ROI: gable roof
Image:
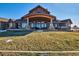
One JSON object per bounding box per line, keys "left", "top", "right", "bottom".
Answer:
{"left": 60, "top": 19, "right": 72, "bottom": 24}
{"left": 29, "top": 5, "right": 50, "bottom": 14}
{"left": 15, "top": 19, "right": 27, "bottom": 22}
{"left": 0, "top": 17, "right": 8, "bottom": 22}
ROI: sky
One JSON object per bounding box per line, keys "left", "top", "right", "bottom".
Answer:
{"left": 0, "top": 3, "right": 79, "bottom": 27}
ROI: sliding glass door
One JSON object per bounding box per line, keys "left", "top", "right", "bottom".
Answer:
{"left": 31, "top": 22, "right": 48, "bottom": 29}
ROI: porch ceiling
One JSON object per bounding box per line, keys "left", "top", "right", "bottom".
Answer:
{"left": 29, "top": 17, "right": 50, "bottom": 22}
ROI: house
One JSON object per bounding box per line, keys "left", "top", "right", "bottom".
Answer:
{"left": 0, "top": 5, "right": 72, "bottom": 31}
{"left": 71, "top": 25, "right": 79, "bottom": 32}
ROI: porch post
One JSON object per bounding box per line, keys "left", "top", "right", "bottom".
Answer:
{"left": 49, "top": 18, "right": 55, "bottom": 30}
{"left": 26, "top": 18, "right": 30, "bottom": 30}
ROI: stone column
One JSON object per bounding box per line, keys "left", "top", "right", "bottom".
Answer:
{"left": 9, "top": 22, "right": 13, "bottom": 29}
{"left": 26, "top": 18, "right": 30, "bottom": 30}
{"left": 49, "top": 18, "right": 55, "bottom": 30}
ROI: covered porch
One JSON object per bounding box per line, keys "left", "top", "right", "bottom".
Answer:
{"left": 22, "top": 14, "right": 55, "bottom": 30}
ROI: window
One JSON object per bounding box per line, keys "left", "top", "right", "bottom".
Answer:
{"left": 36, "top": 10, "right": 44, "bottom": 14}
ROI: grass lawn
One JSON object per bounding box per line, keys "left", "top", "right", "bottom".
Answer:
{"left": 0, "top": 31, "right": 79, "bottom": 55}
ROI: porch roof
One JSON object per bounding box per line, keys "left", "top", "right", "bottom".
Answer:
{"left": 22, "top": 14, "right": 56, "bottom": 19}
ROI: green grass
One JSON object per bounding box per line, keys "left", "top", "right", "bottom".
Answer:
{"left": 0, "top": 31, "right": 79, "bottom": 55}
